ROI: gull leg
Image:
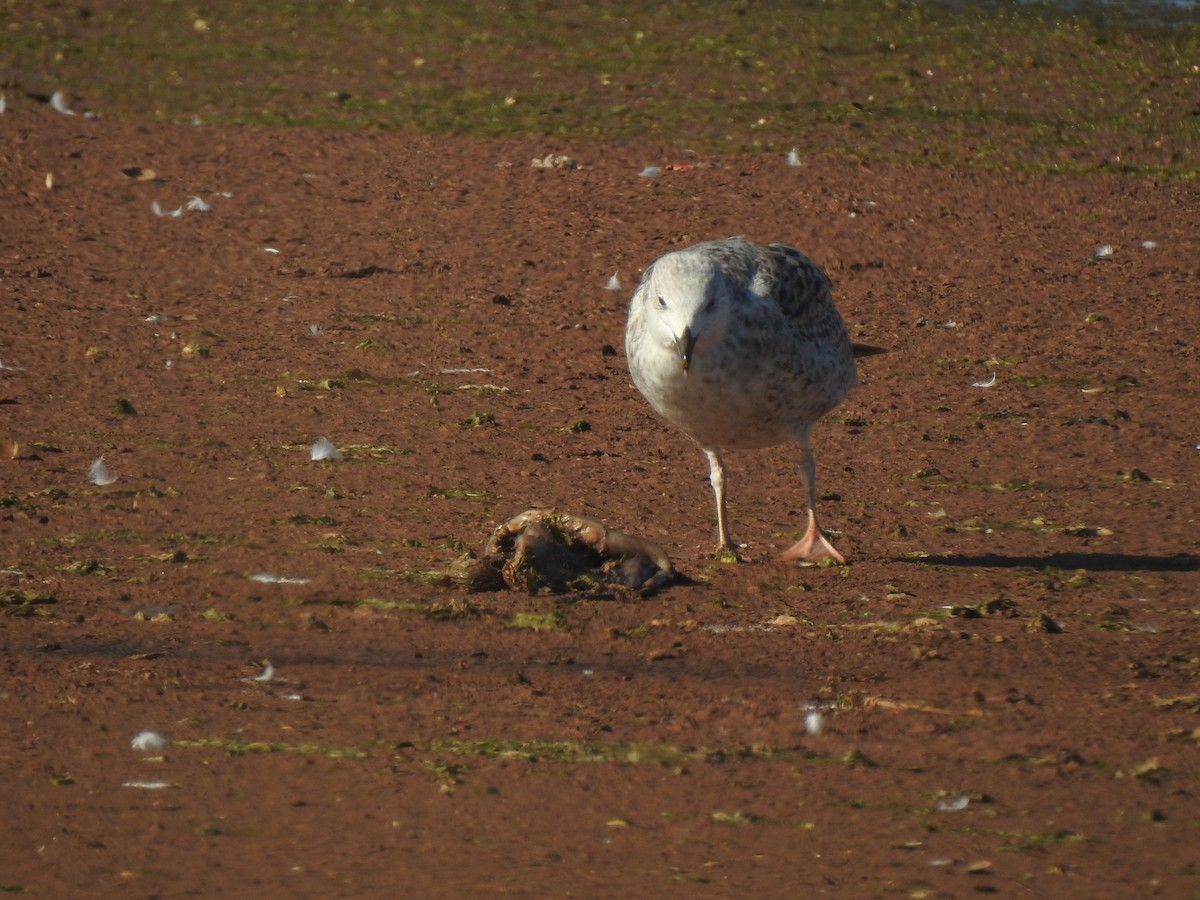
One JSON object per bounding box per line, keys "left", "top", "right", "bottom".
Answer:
{"left": 780, "top": 431, "right": 845, "bottom": 564}
{"left": 703, "top": 448, "right": 736, "bottom": 552}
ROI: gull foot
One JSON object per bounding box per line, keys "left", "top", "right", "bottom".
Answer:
{"left": 779, "top": 511, "right": 845, "bottom": 565}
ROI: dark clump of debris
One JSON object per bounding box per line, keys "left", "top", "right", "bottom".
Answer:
{"left": 464, "top": 509, "right": 675, "bottom": 597}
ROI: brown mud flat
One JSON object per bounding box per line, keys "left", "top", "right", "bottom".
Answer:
{"left": 2, "top": 111, "right": 1199, "bottom": 896}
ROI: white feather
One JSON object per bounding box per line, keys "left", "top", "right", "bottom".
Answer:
{"left": 604, "top": 272, "right": 623, "bottom": 291}
{"left": 971, "top": 372, "right": 997, "bottom": 389}
{"left": 185, "top": 195, "right": 212, "bottom": 212}
{"left": 637, "top": 166, "right": 660, "bottom": 178}
{"left": 310, "top": 437, "right": 342, "bottom": 461}
{"left": 786, "top": 148, "right": 801, "bottom": 167}
{"left": 88, "top": 455, "right": 116, "bottom": 486}
{"left": 249, "top": 572, "right": 310, "bottom": 584}
{"left": 936, "top": 794, "right": 970, "bottom": 812}
{"left": 131, "top": 731, "right": 167, "bottom": 752}
{"left": 254, "top": 662, "right": 275, "bottom": 682}
{"left": 151, "top": 200, "right": 183, "bottom": 218}
{"left": 50, "top": 90, "right": 75, "bottom": 115}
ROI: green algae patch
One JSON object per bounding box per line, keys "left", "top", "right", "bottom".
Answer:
{"left": 3, "top": 1, "right": 1196, "bottom": 177}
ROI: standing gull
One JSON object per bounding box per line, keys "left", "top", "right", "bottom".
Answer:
{"left": 625, "top": 237, "right": 859, "bottom": 564}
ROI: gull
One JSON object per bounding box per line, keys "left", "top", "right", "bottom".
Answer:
{"left": 626, "top": 237, "right": 871, "bottom": 564}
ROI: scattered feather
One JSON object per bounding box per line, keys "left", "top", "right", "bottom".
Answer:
{"left": 254, "top": 662, "right": 275, "bottom": 682}
{"left": 185, "top": 195, "right": 213, "bottom": 212}
{"left": 637, "top": 166, "right": 661, "bottom": 178}
{"left": 249, "top": 572, "right": 310, "bottom": 585}
{"left": 123, "top": 779, "right": 173, "bottom": 790}
{"left": 786, "top": 147, "right": 801, "bottom": 167}
{"left": 308, "top": 324, "right": 323, "bottom": 336}
{"left": 45, "top": 172, "right": 55, "bottom": 190}
{"left": 934, "top": 321, "right": 958, "bottom": 328}
{"left": 804, "top": 711, "right": 824, "bottom": 735}
{"left": 440, "top": 367, "right": 491, "bottom": 375}
{"left": 50, "top": 90, "right": 76, "bottom": 116}
{"left": 530, "top": 153, "right": 578, "bottom": 170}
{"left": 131, "top": 731, "right": 167, "bottom": 753}
{"left": 0, "top": 94, "right": 6, "bottom": 114}
{"left": 702, "top": 623, "right": 773, "bottom": 634}
{"left": 191, "top": 115, "right": 203, "bottom": 126}
{"left": 936, "top": 794, "right": 970, "bottom": 812}
{"left": 263, "top": 247, "right": 280, "bottom": 254}
{"left": 310, "top": 437, "right": 342, "bottom": 461}
{"left": 88, "top": 455, "right": 116, "bottom": 486}
{"left": 1141, "top": 240, "right": 1158, "bottom": 250}
{"left": 604, "top": 272, "right": 623, "bottom": 291}
{"left": 1093, "top": 244, "right": 1114, "bottom": 260}
{"left": 143, "top": 314, "right": 174, "bottom": 323}
{"left": 0, "top": 358, "right": 25, "bottom": 373}
{"left": 151, "top": 200, "right": 183, "bottom": 218}
{"left": 971, "top": 372, "right": 997, "bottom": 389}
{"left": 283, "top": 692, "right": 307, "bottom": 701}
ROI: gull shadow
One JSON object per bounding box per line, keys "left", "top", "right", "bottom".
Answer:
{"left": 895, "top": 552, "right": 1200, "bottom": 573}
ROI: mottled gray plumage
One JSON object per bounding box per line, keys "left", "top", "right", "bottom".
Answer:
{"left": 625, "top": 237, "right": 857, "bottom": 563}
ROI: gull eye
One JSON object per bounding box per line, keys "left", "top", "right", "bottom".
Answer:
{"left": 656, "top": 295, "right": 667, "bottom": 309}
{"left": 701, "top": 296, "right": 716, "bottom": 313}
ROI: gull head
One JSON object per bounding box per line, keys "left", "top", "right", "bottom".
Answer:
{"left": 638, "top": 251, "right": 734, "bottom": 374}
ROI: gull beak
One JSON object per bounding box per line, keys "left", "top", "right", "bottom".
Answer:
{"left": 675, "top": 326, "right": 696, "bottom": 373}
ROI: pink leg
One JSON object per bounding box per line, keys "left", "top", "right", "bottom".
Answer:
{"left": 779, "top": 431, "right": 844, "bottom": 564}
{"left": 704, "top": 448, "right": 736, "bottom": 552}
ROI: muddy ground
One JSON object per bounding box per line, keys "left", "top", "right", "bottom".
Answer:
{"left": 2, "top": 108, "right": 1199, "bottom": 897}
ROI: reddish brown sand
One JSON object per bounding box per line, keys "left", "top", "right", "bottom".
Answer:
{"left": 2, "top": 109, "right": 1199, "bottom": 897}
